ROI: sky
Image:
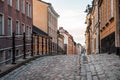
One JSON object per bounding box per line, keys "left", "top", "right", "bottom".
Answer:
{"left": 43, "top": 0, "right": 92, "bottom": 46}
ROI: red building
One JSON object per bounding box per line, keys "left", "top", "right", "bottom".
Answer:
{"left": 0, "top": 0, "right": 32, "bottom": 65}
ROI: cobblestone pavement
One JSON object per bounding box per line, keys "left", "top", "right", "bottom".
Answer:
{"left": 81, "top": 54, "right": 120, "bottom": 80}
{"left": 0, "top": 55, "right": 80, "bottom": 80}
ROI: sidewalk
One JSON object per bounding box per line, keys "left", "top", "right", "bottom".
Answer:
{"left": 80, "top": 53, "right": 120, "bottom": 80}
{"left": 0, "top": 55, "right": 46, "bottom": 78}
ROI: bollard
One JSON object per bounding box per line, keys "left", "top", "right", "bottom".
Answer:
{"left": 23, "top": 32, "right": 26, "bottom": 59}
{"left": 12, "top": 32, "right": 16, "bottom": 64}
{"left": 31, "top": 33, "right": 34, "bottom": 56}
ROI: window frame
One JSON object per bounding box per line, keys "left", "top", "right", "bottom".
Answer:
{"left": 8, "top": 0, "right": 12, "bottom": 6}
{"left": 22, "top": 23, "right": 25, "bottom": 33}
{"left": 21, "top": 0, "right": 25, "bottom": 13}
{"left": 16, "top": 0, "right": 20, "bottom": 11}
{"left": 16, "top": 20, "right": 20, "bottom": 35}
{"left": 0, "top": 13, "right": 4, "bottom": 35}
{"left": 8, "top": 17, "right": 12, "bottom": 36}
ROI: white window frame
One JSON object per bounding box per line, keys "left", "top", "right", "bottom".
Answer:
{"left": 8, "top": 0, "right": 12, "bottom": 6}
{"left": 16, "top": 20, "right": 20, "bottom": 35}
{"left": 16, "top": 0, "right": 20, "bottom": 11}
{"left": 26, "top": 2, "right": 29, "bottom": 17}
{"left": 111, "top": 0, "right": 114, "bottom": 17}
{"left": 8, "top": 17, "right": 12, "bottom": 36}
{"left": 0, "top": 13, "right": 4, "bottom": 35}
{"left": 106, "top": 0, "right": 108, "bottom": 21}
{"left": 29, "top": 4, "right": 32, "bottom": 18}
{"left": 26, "top": 2, "right": 32, "bottom": 18}
{"left": 21, "top": 0, "right": 25, "bottom": 13}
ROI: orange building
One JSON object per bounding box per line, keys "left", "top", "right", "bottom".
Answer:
{"left": 32, "top": 0, "right": 52, "bottom": 55}
{"left": 32, "top": 0, "right": 59, "bottom": 55}
{"left": 99, "top": 0, "right": 117, "bottom": 53}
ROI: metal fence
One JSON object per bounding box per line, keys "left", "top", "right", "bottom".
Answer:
{"left": 0, "top": 32, "right": 33, "bottom": 65}
{"left": 0, "top": 32, "right": 65, "bottom": 66}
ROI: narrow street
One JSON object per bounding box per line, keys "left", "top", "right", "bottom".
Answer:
{"left": 0, "top": 55, "right": 80, "bottom": 80}
{"left": 0, "top": 54, "right": 120, "bottom": 80}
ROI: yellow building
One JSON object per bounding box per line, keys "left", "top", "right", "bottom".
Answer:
{"left": 33, "top": 0, "right": 59, "bottom": 55}
{"left": 33, "top": 0, "right": 49, "bottom": 34}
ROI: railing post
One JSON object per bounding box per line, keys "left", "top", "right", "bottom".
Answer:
{"left": 45, "top": 38, "right": 47, "bottom": 55}
{"left": 37, "top": 35, "right": 39, "bottom": 55}
{"left": 51, "top": 39, "right": 52, "bottom": 55}
{"left": 31, "top": 33, "right": 34, "bottom": 56}
{"left": 42, "top": 37, "right": 44, "bottom": 55}
{"left": 48, "top": 38, "right": 50, "bottom": 55}
{"left": 12, "top": 32, "right": 16, "bottom": 64}
{"left": 23, "top": 32, "right": 26, "bottom": 59}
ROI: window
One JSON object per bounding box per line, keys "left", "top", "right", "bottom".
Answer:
{"left": 26, "top": 2, "right": 29, "bottom": 16}
{"left": 26, "top": 2, "right": 32, "bottom": 17}
{"left": 16, "top": 21, "right": 20, "bottom": 35}
{"left": 8, "top": 0, "right": 12, "bottom": 6}
{"left": 29, "top": 4, "right": 32, "bottom": 18}
{"left": 8, "top": 17, "right": 12, "bottom": 36}
{"left": 16, "top": 0, "right": 19, "bottom": 10}
{"left": 21, "top": 0, "right": 25, "bottom": 13}
{"left": 22, "top": 23, "right": 25, "bottom": 33}
{"left": 0, "top": 14, "right": 4, "bottom": 35}
{"left": 106, "top": 0, "right": 108, "bottom": 21}
{"left": 26, "top": 26, "right": 28, "bottom": 35}
{"left": 111, "top": 0, "right": 114, "bottom": 17}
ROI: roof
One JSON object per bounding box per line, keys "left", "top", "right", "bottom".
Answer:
{"left": 32, "top": 25, "right": 52, "bottom": 38}
{"left": 39, "top": 0, "right": 59, "bottom": 17}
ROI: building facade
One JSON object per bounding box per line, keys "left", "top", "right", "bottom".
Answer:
{"left": 57, "top": 31, "right": 64, "bottom": 54}
{"left": 0, "top": 0, "right": 32, "bottom": 64}
{"left": 33, "top": 0, "right": 51, "bottom": 55}
{"left": 85, "top": 0, "right": 120, "bottom": 56}
{"left": 99, "top": 0, "right": 116, "bottom": 53}
{"left": 33, "top": 0, "right": 59, "bottom": 55}
{"left": 59, "top": 27, "right": 78, "bottom": 55}
{"left": 48, "top": 5, "right": 59, "bottom": 55}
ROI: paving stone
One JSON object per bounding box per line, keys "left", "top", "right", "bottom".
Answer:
{"left": 86, "top": 72, "right": 92, "bottom": 80}
{"left": 92, "top": 76, "right": 98, "bottom": 80}
{"left": 0, "top": 55, "right": 81, "bottom": 80}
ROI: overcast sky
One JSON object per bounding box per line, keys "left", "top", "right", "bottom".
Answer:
{"left": 43, "top": 0, "right": 92, "bottom": 46}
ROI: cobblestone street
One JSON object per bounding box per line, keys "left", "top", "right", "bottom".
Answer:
{"left": 0, "top": 55, "right": 80, "bottom": 80}
{"left": 0, "top": 54, "right": 120, "bottom": 80}
{"left": 81, "top": 54, "right": 120, "bottom": 80}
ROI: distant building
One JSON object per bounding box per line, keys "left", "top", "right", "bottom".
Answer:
{"left": 59, "top": 27, "right": 77, "bottom": 55}
{"left": 57, "top": 31, "right": 64, "bottom": 54}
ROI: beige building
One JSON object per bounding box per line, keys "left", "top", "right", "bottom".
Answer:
{"left": 57, "top": 32, "right": 64, "bottom": 54}
{"left": 48, "top": 5, "right": 59, "bottom": 54}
